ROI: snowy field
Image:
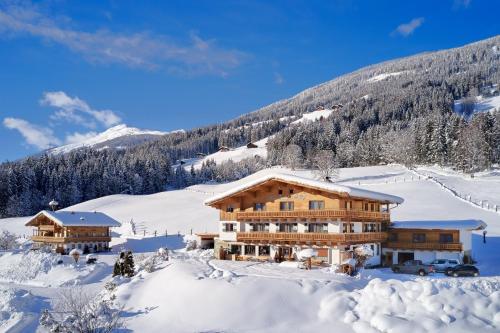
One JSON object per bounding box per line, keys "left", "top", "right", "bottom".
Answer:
{"left": 1, "top": 164, "right": 500, "bottom": 332}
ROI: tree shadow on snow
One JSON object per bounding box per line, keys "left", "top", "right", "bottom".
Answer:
{"left": 473, "top": 233, "right": 500, "bottom": 276}
{"left": 336, "top": 172, "right": 406, "bottom": 184}
{"left": 114, "top": 235, "right": 186, "bottom": 253}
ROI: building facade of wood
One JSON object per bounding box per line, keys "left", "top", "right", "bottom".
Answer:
{"left": 26, "top": 210, "right": 121, "bottom": 254}
{"left": 204, "top": 173, "right": 404, "bottom": 266}
{"left": 203, "top": 172, "right": 486, "bottom": 267}
{"left": 383, "top": 220, "right": 486, "bottom": 265}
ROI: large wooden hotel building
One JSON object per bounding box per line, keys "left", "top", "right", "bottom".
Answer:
{"left": 205, "top": 172, "right": 404, "bottom": 266}
{"left": 204, "top": 172, "right": 485, "bottom": 266}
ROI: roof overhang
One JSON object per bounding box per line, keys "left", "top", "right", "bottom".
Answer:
{"left": 390, "top": 219, "right": 487, "bottom": 231}
{"left": 205, "top": 174, "right": 404, "bottom": 207}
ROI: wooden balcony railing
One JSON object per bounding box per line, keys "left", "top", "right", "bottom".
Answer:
{"left": 219, "top": 209, "right": 390, "bottom": 222}
{"left": 384, "top": 242, "right": 462, "bottom": 251}
{"left": 31, "top": 236, "right": 111, "bottom": 243}
{"left": 236, "top": 231, "right": 387, "bottom": 244}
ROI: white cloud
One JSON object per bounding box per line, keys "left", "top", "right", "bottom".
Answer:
{"left": 0, "top": 1, "right": 247, "bottom": 76}
{"left": 3, "top": 117, "right": 61, "bottom": 149}
{"left": 65, "top": 131, "right": 98, "bottom": 145}
{"left": 274, "top": 72, "right": 284, "bottom": 85}
{"left": 41, "top": 91, "right": 121, "bottom": 128}
{"left": 392, "top": 17, "right": 425, "bottom": 37}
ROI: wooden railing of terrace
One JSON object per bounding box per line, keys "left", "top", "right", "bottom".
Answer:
{"left": 236, "top": 231, "right": 387, "bottom": 244}
{"left": 384, "top": 242, "right": 462, "bottom": 251}
{"left": 220, "top": 209, "right": 390, "bottom": 222}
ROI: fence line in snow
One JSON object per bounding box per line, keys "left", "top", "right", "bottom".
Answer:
{"left": 410, "top": 168, "right": 500, "bottom": 216}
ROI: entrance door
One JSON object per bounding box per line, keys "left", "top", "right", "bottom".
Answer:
{"left": 398, "top": 252, "right": 414, "bottom": 264}
{"left": 384, "top": 251, "right": 393, "bottom": 267}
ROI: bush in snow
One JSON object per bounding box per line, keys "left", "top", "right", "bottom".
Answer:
{"left": 185, "top": 239, "right": 197, "bottom": 251}
{"left": 353, "top": 245, "right": 374, "bottom": 268}
{"left": 0, "top": 230, "right": 17, "bottom": 250}
{"left": 157, "top": 247, "right": 169, "bottom": 260}
{"left": 39, "top": 287, "right": 123, "bottom": 333}
{"left": 69, "top": 249, "right": 82, "bottom": 264}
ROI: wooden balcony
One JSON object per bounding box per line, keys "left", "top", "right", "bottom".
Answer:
{"left": 220, "top": 209, "right": 390, "bottom": 222}
{"left": 236, "top": 231, "right": 387, "bottom": 244}
{"left": 384, "top": 242, "right": 462, "bottom": 251}
{"left": 31, "top": 236, "right": 111, "bottom": 243}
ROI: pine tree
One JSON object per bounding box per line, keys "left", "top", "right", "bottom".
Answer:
{"left": 124, "top": 251, "right": 135, "bottom": 277}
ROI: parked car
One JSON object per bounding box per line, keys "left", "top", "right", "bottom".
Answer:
{"left": 430, "top": 259, "right": 461, "bottom": 273}
{"left": 445, "top": 265, "right": 479, "bottom": 277}
{"left": 391, "top": 260, "right": 435, "bottom": 276}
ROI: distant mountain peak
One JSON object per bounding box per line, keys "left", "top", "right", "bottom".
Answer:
{"left": 49, "top": 124, "right": 182, "bottom": 154}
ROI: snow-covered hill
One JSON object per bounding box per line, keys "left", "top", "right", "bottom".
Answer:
{"left": 49, "top": 124, "right": 182, "bottom": 154}
{"left": 2, "top": 164, "right": 500, "bottom": 332}
{"left": 180, "top": 108, "right": 335, "bottom": 170}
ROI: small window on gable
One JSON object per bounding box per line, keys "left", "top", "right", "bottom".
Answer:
{"left": 364, "top": 203, "right": 369, "bottom": 211}
{"left": 226, "top": 206, "right": 234, "bottom": 213}
{"left": 289, "top": 189, "right": 294, "bottom": 195}
{"left": 370, "top": 203, "right": 375, "bottom": 211}
{"left": 278, "top": 189, "right": 283, "bottom": 195}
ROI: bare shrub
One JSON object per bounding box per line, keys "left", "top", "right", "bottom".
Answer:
{"left": 39, "top": 287, "right": 123, "bottom": 333}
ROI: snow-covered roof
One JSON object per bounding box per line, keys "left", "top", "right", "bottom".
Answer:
{"left": 205, "top": 172, "right": 404, "bottom": 205}
{"left": 391, "top": 219, "right": 487, "bottom": 231}
{"left": 26, "top": 210, "right": 121, "bottom": 227}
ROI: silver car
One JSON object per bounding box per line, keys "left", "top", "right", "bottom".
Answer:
{"left": 430, "top": 259, "right": 460, "bottom": 273}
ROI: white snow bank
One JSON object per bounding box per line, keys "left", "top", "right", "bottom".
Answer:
{"left": 116, "top": 254, "right": 500, "bottom": 333}
{"left": 0, "top": 251, "right": 98, "bottom": 286}
{"left": 0, "top": 286, "right": 45, "bottom": 332}
{"left": 319, "top": 278, "right": 500, "bottom": 332}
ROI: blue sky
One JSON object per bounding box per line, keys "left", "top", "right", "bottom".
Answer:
{"left": 0, "top": 0, "right": 498, "bottom": 161}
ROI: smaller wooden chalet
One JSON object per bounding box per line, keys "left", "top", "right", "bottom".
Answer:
{"left": 26, "top": 210, "right": 121, "bottom": 254}
{"left": 383, "top": 219, "right": 487, "bottom": 265}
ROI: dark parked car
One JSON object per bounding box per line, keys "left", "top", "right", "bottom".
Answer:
{"left": 445, "top": 265, "right": 479, "bottom": 277}
{"left": 391, "top": 260, "right": 435, "bottom": 276}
